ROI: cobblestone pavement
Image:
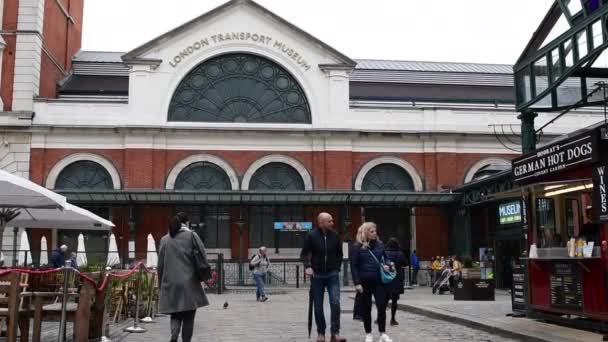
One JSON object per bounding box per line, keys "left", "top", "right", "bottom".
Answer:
{"left": 117, "top": 290, "right": 520, "bottom": 342}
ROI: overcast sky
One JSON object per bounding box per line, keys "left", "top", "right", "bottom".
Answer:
{"left": 82, "top": 0, "right": 555, "bottom": 65}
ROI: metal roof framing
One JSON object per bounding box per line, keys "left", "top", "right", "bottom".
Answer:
{"left": 515, "top": 0, "right": 608, "bottom": 112}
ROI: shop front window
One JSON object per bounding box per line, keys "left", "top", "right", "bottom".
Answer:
{"left": 249, "top": 206, "right": 307, "bottom": 250}
{"left": 536, "top": 198, "right": 557, "bottom": 248}
{"left": 565, "top": 199, "right": 581, "bottom": 239}
{"left": 178, "top": 206, "right": 231, "bottom": 249}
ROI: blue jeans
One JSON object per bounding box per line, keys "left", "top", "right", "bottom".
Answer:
{"left": 253, "top": 273, "right": 266, "bottom": 299}
{"left": 311, "top": 271, "right": 340, "bottom": 335}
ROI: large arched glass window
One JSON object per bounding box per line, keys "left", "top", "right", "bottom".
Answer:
{"left": 168, "top": 53, "right": 311, "bottom": 124}
{"left": 249, "top": 162, "right": 305, "bottom": 191}
{"left": 174, "top": 162, "right": 232, "bottom": 191}
{"left": 361, "top": 164, "right": 414, "bottom": 191}
{"left": 54, "top": 161, "right": 113, "bottom": 263}
{"left": 55, "top": 161, "right": 114, "bottom": 190}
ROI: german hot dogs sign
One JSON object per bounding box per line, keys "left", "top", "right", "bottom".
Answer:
{"left": 513, "top": 133, "right": 597, "bottom": 183}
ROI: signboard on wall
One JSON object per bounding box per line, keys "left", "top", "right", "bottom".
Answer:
{"left": 499, "top": 201, "right": 522, "bottom": 225}
{"left": 512, "top": 133, "right": 597, "bottom": 184}
{"left": 273, "top": 222, "right": 312, "bottom": 231}
{"left": 593, "top": 164, "right": 608, "bottom": 222}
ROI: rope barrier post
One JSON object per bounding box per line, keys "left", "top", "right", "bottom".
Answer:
{"left": 141, "top": 269, "right": 156, "bottom": 324}
{"left": 296, "top": 265, "right": 300, "bottom": 289}
{"left": 124, "top": 263, "right": 147, "bottom": 333}
{"left": 58, "top": 260, "right": 71, "bottom": 342}
{"left": 100, "top": 269, "right": 114, "bottom": 342}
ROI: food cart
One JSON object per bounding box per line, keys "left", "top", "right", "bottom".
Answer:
{"left": 511, "top": 124, "right": 608, "bottom": 327}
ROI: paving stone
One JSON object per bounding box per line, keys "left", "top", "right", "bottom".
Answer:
{"left": 111, "top": 290, "right": 519, "bottom": 342}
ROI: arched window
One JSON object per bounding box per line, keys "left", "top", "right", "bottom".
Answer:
{"left": 464, "top": 158, "right": 511, "bottom": 183}
{"left": 249, "top": 163, "right": 305, "bottom": 191}
{"left": 168, "top": 53, "right": 311, "bottom": 124}
{"left": 54, "top": 161, "right": 114, "bottom": 190}
{"left": 361, "top": 164, "right": 415, "bottom": 191}
{"left": 174, "top": 162, "right": 232, "bottom": 191}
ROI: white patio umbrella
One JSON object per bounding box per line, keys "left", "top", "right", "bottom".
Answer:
{"left": 9, "top": 202, "right": 114, "bottom": 230}
{"left": 106, "top": 233, "right": 120, "bottom": 267}
{"left": 0, "top": 169, "right": 67, "bottom": 253}
{"left": 0, "top": 169, "right": 67, "bottom": 208}
{"left": 146, "top": 234, "right": 158, "bottom": 268}
{"left": 40, "top": 236, "right": 49, "bottom": 266}
{"left": 17, "top": 230, "right": 31, "bottom": 266}
{"left": 76, "top": 233, "right": 87, "bottom": 267}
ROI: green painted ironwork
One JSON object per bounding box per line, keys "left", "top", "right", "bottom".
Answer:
{"left": 515, "top": 0, "right": 608, "bottom": 113}
{"left": 168, "top": 53, "right": 311, "bottom": 123}
{"left": 361, "top": 164, "right": 414, "bottom": 191}
{"left": 249, "top": 163, "right": 305, "bottom": 191}
{"left": 55, "top": 161, "right": 114, "bottom": 190}
{"left": 174, "top": 162, "right": 232, "bottom": 190}
{"left": 518, "top": 110, "right": 538, "bottom": 153}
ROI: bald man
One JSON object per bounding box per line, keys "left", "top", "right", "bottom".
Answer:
{"left": 300, "top": 213, "right": 346, "bottom": 342}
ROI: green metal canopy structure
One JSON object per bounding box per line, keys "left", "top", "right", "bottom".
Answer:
{"left": 514, "top": 0, "right": 608, "bottom": 152}
{"left": 515, "top": 0, "right": 608, "bottom": 113}
{"left": 56, "top": 190, "right": 459, "bottom": 206}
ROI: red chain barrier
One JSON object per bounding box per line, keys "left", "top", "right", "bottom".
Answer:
{"left": 1, "top": 261, "right": 217, "bottom": 292}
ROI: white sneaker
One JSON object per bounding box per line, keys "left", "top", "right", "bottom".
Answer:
{"left": 365, "top": 334, "right": 373, "bottom": 342}
{"left": 379, "top": 333, "right": 393, "bottom": 342}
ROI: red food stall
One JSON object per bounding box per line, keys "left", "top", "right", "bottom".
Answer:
{"left": 511, "top": 124, "right": 608, "bottom": 325}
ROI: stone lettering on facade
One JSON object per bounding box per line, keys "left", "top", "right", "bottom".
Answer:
{"left": 169, "top": 32, "right": 311, "bottom": 71}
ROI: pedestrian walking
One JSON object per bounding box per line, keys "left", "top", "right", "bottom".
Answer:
{"left": 410, "top": 250, "right": 420, "bottom": 286}
{"left": 384, "top": 238, "right": 406, "bottom": 326}
{"left": 432, "top": 256, "right": 442, "bottom": 286}
{"left": 352, "top": 226, "right": 365, "bottom": 322}
{"left": 250, "top": 246, "right": 270, "bottom": 302}
{"left": 351, "top": 222, "right": 393, "bottom": 342}
{"left": 300, "top": 212, "right": 346, "bottom": 342}
{"left": 158, "top": 212, "right": 209, "bottom": 342}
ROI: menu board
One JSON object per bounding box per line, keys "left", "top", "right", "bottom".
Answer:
{"left": 511, "top": 264, "right": 528, "bottom": 313}
{"left": 550, "top": 262, "right": 582, "bottom": 310}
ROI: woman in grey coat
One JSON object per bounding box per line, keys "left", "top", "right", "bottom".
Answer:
{"left": 158, "top": 212, "right": 209, "bottom": 342}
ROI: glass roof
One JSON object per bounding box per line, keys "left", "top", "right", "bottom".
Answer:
{"left": 515, "top": 0, "right": 608, "bottom": 112}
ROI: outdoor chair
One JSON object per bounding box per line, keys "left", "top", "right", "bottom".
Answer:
{"left": 0, "top": 272, "right": 32, "bottom": 342}
{"left": 30, "top": 279, "right": 96, "bottom": 342}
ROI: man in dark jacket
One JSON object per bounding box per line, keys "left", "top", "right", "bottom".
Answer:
{"left": 300, "top": 213, "right": 346, "bottom": 342}
{"left": 51, "top": 245, "right": 68, "bottom": 268}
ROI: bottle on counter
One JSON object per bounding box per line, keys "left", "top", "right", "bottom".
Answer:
{"left": 577, "top": 239, "right": 585, "bottom": 257}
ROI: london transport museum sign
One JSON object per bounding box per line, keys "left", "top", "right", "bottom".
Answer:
{"left": 512, "top": 133, "right": 598, "bottom": 184}
{"left": 168, "top": 31, "right": 312, "bottom": 71}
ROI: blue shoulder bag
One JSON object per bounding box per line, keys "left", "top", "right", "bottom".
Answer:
{"left": 368, "top": 249, "right": 396, "bottom": 284}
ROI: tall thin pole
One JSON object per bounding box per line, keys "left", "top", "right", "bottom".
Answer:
{"left": 58, "top": 260, "right": 71, "bottom": 342}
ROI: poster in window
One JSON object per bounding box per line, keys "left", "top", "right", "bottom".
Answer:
{"left": 274, "top": 222, "right": 313, "bottom": 231}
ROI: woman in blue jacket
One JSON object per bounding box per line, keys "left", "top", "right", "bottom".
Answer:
{"left": 351, "top": 222, "right": 393, "bottom": 342}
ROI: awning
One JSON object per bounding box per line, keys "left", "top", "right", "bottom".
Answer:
{"left": 57, "top": 190, "right": 460, "bottom": 206}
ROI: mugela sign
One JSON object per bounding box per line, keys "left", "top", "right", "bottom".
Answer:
{"left": 168, "top": 32, "right": 312, "bottom": 71}
{"left": 512, "top": 134, "right": 597, "bottom": 183}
